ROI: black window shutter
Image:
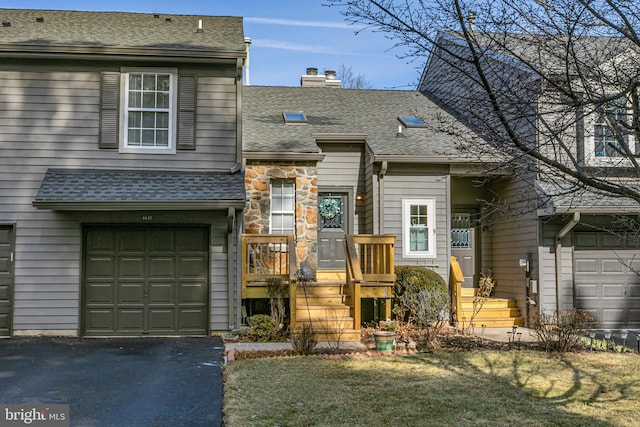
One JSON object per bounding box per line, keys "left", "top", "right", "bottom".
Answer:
{"left": 177, "top": 75, "right": 197, "bottom": 150}
{"left": 99, "top": 72, "right": 120, "bottom": 149}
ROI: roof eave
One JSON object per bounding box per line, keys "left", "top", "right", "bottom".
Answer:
{"left": 373, "top": 154, "right": 505, "bottom": 164}
{"left": 243, "top": 151, "right": 325, "bottom": 161}
{"left": 32, "top": 200, "right": 246, "bottom": 211}
{"left": 0, "top": 44, "right": 245, "bottom": 62}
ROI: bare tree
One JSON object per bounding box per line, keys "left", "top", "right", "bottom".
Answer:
{"left": 326, "top": 0, "right": 640, "bottom": 207}
{"left": 337, "top": 63, "right": 373, "bottom": 88}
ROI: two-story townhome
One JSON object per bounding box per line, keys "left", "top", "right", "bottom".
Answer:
{"left": 421, "top": 31, "right": 640, "bottom": 329}
{"left": 241, "top": 70, "right": 525, "bottom": 333}
{"left": 0, "top": 9, "right": 247, "bottom": 337}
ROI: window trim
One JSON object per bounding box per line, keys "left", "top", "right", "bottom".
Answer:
{"left": 269, "top": 179, "right": 296, "bottom": 236}
{"left": 402, "top": 198, "right": 436, "bottom": 258}
{"left": 585, "top": 97, "right": 635, "bottom": 165}
{"left": 119, "top": 67, "right": 178, "bottom": 154}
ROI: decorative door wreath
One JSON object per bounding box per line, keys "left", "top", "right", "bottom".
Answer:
{"left": 319, "top": 198, "right": 341, "bottom": 220}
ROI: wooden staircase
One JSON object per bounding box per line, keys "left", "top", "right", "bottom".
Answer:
{"left": 458, "top": 288, "right": 524, "bottom": 328}
{"left": 295, "top": 270, "right": 361, "bottom": 342}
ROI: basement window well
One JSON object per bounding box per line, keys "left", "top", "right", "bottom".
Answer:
{"left": 398, "top": 115, "right": 426, "bottom": 128}
{"left": 283, "top": 111, "right": 307, "bottom": 124}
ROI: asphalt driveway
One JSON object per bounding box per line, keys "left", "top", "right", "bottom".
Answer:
{"left": 0, "top": 337, "right": 224, "bottom": 426}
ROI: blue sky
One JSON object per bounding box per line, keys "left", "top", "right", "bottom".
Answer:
{"left": 1, "top": 1, "right": 422, "bottom": 89}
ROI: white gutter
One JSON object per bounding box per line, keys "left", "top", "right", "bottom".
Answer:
{"left": 555, "top": 212, "right": 580, "bottom": 311}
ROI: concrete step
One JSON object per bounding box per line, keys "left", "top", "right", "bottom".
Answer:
{"left": 459, "top": 317, "right": 525, "bottom": 328}
{"left": 458, "top": 307, "right": 522, "bottom": 320}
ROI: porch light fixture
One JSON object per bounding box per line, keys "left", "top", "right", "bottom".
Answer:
{"left": 355, "top": 194, "right": 364, "bottom": 207}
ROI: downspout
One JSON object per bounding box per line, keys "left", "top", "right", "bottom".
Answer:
{"left": 555, "top": 212, "right": 580, "bottom": 312}
{"left": 227, "top": 207, "right": 237, "bottom": 330}
{"left": 230, "top": 57, "right": 244, "bottom": 174}
{"left": 378, "top": 161, "right": 388, "bottom": 234}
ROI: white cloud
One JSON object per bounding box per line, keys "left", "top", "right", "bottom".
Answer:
{"left": 252, "top": 39, "right": 338, "bottom": 54}
{"left": 245, "top": 16, "right": 364, "bottom": 30}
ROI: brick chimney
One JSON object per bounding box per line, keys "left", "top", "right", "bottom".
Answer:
{"left": 301, "top": 67, "right": 341, "bottom": 88}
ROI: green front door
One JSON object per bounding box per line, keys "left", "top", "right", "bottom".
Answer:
{"left": 318, "top": 192, "right": 348, "bottom": 270}
{"left": 83, "top": 226, "right": 209, "bottom": 336}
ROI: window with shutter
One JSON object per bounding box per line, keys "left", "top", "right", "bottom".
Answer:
{"left": 98, "top": 69, "right": 197, "bottom": 153}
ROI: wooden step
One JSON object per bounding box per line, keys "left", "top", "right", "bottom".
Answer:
{"left": 457, "top": 294, "right": 524, "bottom": 328}
{"left": 315, "top": 270, "right": 346, "bottom": 282}
{"left": 299, "top": 283, "right": 345, "bottom": 295}
{"left": 297, "top": 294, "right": 345, "bottom": 305}
{"left": 309, "top": 328, "right": 361, "bottom": 343}
{"left": 296, "top": 305, "right": 351, "bottom": 318}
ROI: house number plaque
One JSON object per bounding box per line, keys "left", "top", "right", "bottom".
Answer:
{"left": 141, "top": 215, "right": 153, "bottom": 221}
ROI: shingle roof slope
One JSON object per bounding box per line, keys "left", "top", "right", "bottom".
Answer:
{"left": 243, "top": 86, "right": 482, "bottom": 158}
{"left": 34, "top": 169, "right": 246, "bottom": 203}
{"left": 0, "top": 9, "right": 245, "bottom": 53}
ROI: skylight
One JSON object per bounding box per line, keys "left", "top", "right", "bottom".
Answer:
{"left": 283, "top": 111, "right": 307, "bottom": 124}
{"left": 398, "top": 115, "right": 426, "bottom": 128}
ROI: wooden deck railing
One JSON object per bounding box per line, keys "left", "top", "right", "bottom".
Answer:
{"left": 241, "top": 234, "right": 297, "bottom": 324}
{"left": 449, "top": 256, "right": 464, "bottom": 324}
{"left": 344, "top": 234, "right": 397, "bottom": 330}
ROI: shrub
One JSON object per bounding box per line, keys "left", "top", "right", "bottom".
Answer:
{"left": 530, "top": 308, "right": 592, "bottom": 352}
{"left": 393, "top": 266, "right": 449, "bottom": 347}
{"left": 291, "top": 323, "right": 317, "bottom": 355}
{"left": 240, "top": 314, "right": 282, "bottom": 342}
{"left": 266, "top": 277, "right": 288, "bottom": 327}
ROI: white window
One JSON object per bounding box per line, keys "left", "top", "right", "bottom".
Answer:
{"left": 402, "top": 199, "right": 436, "bottom": 258}
{"left": 120, "top": 68, "right": 177, "bottom": 154}
{"left": 594, "top": 98, "right": 630, "bottom": 158}
{"left": 270, "top": 180, "right": 295, "bottom": 235}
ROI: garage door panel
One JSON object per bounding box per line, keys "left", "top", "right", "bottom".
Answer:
{"left": 119, "top": 231, "right": 145, "bottom": 252}
{"left": 84, "top": 226, "right": 209, "bottom": 336}
{"left": 120, "top": 257, "right": 144, "bottom": 278}
{"left": 148, "top": 309, "right": 175, "bottom": 330}
{"left": 86, "top": 283, "right": 114, "bottom": 304}
{"left": 179, "top": 257, "right": 207, "bottom": 278}
{"left": 118, "top": 309, "right": 145, "bottom": 330}
{"left": 178, "top": 230, "right": 208, "bottom": 251}
{"left": 149, "top": 230, "right": 175, "bottom": 251}
{"left": 148, "top": 282, "right": 174, "bottom": 304}
{"left": 85, "top": 309, "right": 115, "bottom": 332}
{"left": 574, "top": 249, "right": 640, "bottom": 329}
{"left": 575, "top": 284, "right": 598, "bottom": 298}
{"left": 86, "top": 257, "right": 115, "bottom": 278}
{"left": 602, "top": 260, "right": 625, "bottom": 273}
{"left": 178, "top": 308, "right": 207, "bottom": 331}
{"left": 575, "top": 259, "right": 598, "bottom": 273}
{"left": 149, "top": 257, "right": 175, "bottom": 277}
{"left": 179, "top": 282, "right": 207, "bottom": 304}
{"left": 602, "top": 284, "right": 625, "bottom": 298}
{"left": 87, "top": 230, "right": 115, "bottom": 252}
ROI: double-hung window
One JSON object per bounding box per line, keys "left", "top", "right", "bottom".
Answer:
{"left": 594, "top": 98, "right": 630, "bottom": 158}
{"left": 120, "top": 68, "right": 177, "bottom": 154}
{"left": 402, "top": 198, "right": 436, "bottom": 258}
{"left": 270, "top": 180, "right": 295, "bottom": 235}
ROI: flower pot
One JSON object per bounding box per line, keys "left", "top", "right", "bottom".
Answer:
{"left": 373, "top": 331, "right": 395, "bottom": 352}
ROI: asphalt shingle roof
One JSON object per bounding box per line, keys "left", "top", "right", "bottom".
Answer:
{"left": 34, "top": 169, "right": 245, "bottom": 204}
{"left": 0, "top": 9, "right": 245, "bottom": 54}
{"left": 243, "top": 86, "right": 484, "bottom": 159}
{"left": 537, "top": 179, "right": 639, "bottom": 213}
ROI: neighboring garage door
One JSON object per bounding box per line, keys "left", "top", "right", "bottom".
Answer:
{"left": 574, "top": 249, "right": 640, "bottom": 329}
{"left": 0, "top": 225, "right": 14, "bottom": 336}
{"left": 83, "top": 226, "right": 209, "bottom": 336}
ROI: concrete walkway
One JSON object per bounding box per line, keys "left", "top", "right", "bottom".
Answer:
{"left": 224, "top": 327, "right": 537, "bottom": 355}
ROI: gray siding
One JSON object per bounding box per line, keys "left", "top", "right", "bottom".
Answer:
{"left": 317, "top": 144, "right": 365, "bottom": 234}
{"left": 489, "top": 177, "right": 539, "bottom": 317}
{"left": 0, "top": 67, "right": 238, "bottom": 334}
{"left": 380, "top": 171, "right": 449, "bottom": 281}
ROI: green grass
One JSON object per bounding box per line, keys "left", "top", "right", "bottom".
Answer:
{"left": 223, "top": 350, "right": 640, "bottom": 426}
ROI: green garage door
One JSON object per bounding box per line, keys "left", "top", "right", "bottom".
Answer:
{"left": 84, "top": 226, "right": 209, "bottom": 336}
{"left": 0, "top": 225, "right": 14, "bottom": 336}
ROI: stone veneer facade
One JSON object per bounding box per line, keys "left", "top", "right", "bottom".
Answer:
{"left": 244, "top": 161, "right": 318, "bottom": 272}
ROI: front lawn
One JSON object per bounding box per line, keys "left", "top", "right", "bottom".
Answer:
{"left": 223, "top": 350, "right": 640, "bottom": 426}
